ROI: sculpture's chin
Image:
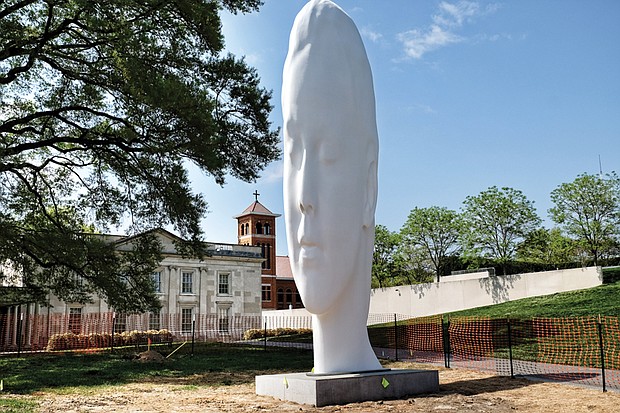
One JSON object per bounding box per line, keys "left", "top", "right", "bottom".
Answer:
{"left": 300, "top": 299, "right": 333, "bottom": 316}
{"left": 294, "top": 269, "right": 350, "bottom": 316}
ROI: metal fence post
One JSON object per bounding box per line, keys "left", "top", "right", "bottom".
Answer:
{"left": 507, "top": 319, "right": 514, "bottom": 379}
{"left": 394, "top": 313, "right": 398, "bottom": 361}
{"left": 597, "top": 316, "right": 607, "bottom": 392}
{"left": 264, "top": 322, "right": 268, "bottom": 351}
{"left": 17, "top": 312, "right": 23, "bottom": 356}
{"left": 191, "top": 314, "right": 196, "bottom": 356}
{"left": 442, "top": 316, "right": 451, "bottom": 368}
{"left": 111, "top": 312, "right": 115, "bottom": 354}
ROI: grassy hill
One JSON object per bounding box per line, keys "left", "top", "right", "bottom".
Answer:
{"left": 447, "top": 267, "right": 620, "bottom": 319}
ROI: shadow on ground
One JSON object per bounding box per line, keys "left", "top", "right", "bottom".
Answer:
{"left": 438, "top": 375, "right": 535, "bottom": 396}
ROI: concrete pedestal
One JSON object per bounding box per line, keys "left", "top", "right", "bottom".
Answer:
{"left": 255, "top": 369, "right": 439, "bottom": 407}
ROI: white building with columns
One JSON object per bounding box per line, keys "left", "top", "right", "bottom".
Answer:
{"left": 47, "top": 228, "right": 264, "bottom": 316}
{"left": 1, "top": 228, "right": 264, "bottom": 348}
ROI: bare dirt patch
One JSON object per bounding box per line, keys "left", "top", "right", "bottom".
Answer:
{"left": 23, "top": 362, "right": 620, "bottom": 412}
{"left": 135, "top": 350, "right": 165, "bottom": 363}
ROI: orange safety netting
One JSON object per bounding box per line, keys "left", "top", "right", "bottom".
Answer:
{"left": 2, "top": 312, "right": 620, "bottom": 391}
{"left": 448, "top": 317, "right": 509, "bottom": 372}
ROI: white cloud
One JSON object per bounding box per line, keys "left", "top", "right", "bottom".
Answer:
{"left": 259, "top": 160, "right": 283, "bottom": 183}
{"left": 240, "top": 51, "right": 262, "bottom": 66}
{"left": 360, "top": 27, "right": 383, "bottom": 43}
{"left": 398, "top": 25, "right": 462, "bottom": 59}
{"left": 412, "top": 103, "right": 437, "bottom": 115}
{"left": 484, "top": 3, "right": 502, "bottom": 15}
{"left": 470, "top": 31, "right": 523, "bottom": 44}
{"left": 434, "top": 1, "right": 480, "bottom": 27}
{"left": 397, "top": 1, "right": 500, "bottom": 60}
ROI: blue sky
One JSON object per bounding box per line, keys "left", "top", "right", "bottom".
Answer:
{"left": 194, "top": 0, "right": 620, "bottom": 256}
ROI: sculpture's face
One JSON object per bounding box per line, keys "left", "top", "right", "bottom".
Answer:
{"left": 284, "top": 125, "right": 373, "bottom": 315}
{"left": 282, "top": 0, "right": 377, "bottom": 316}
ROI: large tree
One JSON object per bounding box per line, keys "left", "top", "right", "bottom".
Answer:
{"left": 0, "top": 0, "right": 280, "bottom": 311}
{"left": 461, "top": 186, "right": 542, "bottom": 274}
{"left": 400, "top": 206, "right": 462, "bottom": 282}
{"left": 394, "top": 242, "right": 435, "bottom": 285}
{"left": 516, "top": 227, "right": 577, "bottom": 266}
{"left": 549, "top": 172, "right": 620, "bottom": 265}
{"left": 372, "top": 225, "right": 401, "bottom": 288}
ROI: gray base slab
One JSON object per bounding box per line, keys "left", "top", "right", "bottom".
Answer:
{"left": 255, "top": 369, "right": 439, "bottom": 407}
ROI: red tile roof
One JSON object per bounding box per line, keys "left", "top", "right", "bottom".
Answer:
{"left": 234, "top": 201, "right": 281, "bottom": 218}
{"left": 276, "top": 255, "right": 294, "bottom": 279}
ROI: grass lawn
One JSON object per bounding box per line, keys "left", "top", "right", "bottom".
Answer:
{"left": 447, "top": 279, "right": 620, "bottom": 319}
{"left": 0, "top": 398, "right": 38, "bottom": 413}
{"left": 0, "top": 343, "right": 313, "bottom": 397}
{"left": 267, "top": 333, "right": 313, "bottom": 344}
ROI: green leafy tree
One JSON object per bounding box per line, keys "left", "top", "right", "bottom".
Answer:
{"left": 372, "top": 225, "right": 402, "bottom": 288}
{"left": 0, "top": 207, "right": 164, "bottom": 311}
{"left": 395, "top": 242, "right": 435, "bottom": 285}
{"left": 0, "top": 0, "right": 279, "bottom": 311}
{"left": 461, "top": 186, "right": 542, "bottom": 274}
{"left": 549, "top": 172, "right": 620, "bottom": 265}
{"left": 516, "top": 227, "right": 577, "bottom": 266}
{"left": 400, "top": 206, "right": 462, "bottom": 282}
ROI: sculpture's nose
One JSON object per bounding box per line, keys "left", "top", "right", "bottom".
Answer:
{"left": 299, "top": 197, "right": 314, "bottom": 215}
{"left": 297, "top": 157, "right": 317, "bottom": 216}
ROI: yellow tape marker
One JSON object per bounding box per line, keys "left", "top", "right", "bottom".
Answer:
{"left": 283, "top": 376, "right": 289, "bottom": 389}
{"left": 381, "top": 377, "right": 390, "bottom": 389}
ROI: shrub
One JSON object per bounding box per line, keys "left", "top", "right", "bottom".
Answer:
{"left": 157, "top": 329, "right": 173, "bottom": 343}
{"left": 243, "top": 329, "right": 264, "bottom": 340}
{"left": 46, "top": 330, "right": 175, "bottom": 351}
{"left": 242, "top": 327, "right": 312, "bottom": 341}
{"left": 46, "top": 334, "right": 68, "bottom": 351}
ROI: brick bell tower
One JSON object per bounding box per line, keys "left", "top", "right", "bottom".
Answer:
{"left": 234, "top": 191, "right": 281, "bottom": 310}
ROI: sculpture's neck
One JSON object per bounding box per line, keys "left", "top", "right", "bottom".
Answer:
{"left": 311, "top": 269, "right": 381, "bottom": 374}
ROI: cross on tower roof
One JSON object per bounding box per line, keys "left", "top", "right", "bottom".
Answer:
{"left": 253, "top": 190, "right": 260, "bottom": 202}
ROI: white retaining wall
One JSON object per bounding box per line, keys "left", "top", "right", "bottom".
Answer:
{"left": 262, "top": 267, "right": 603, "bottom": 325}
{"left": 369, "top": 266, "right": 603, "bottom": 317}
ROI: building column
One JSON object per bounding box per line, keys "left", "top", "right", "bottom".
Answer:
{"left": 167, "top": 266, "right": 178, "bottom": 314}
{"left": 24, "top": 303, "right": 31, "bottom": 348}
{"left": 11, "top": 305, "right": 19, "bottom": 347}
{"left": 199, "top": 267, "right": 208, "bottom": 316}
{"left": 3, "top": 306, "right": 13, "bottom": 347}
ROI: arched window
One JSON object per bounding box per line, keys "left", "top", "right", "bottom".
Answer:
{"left": 260, "top": 243, "right": 266, "bottom": 269}
{"left": 245, "top": 223, "right": 249, "bottom": 234}
{"left": 240, "top": 224, "right": 245, "bottom": 235}
{"left": 277, "top": 288, "right": 284, "bottom": 306}
{"left": 286, "top": 288, "right": 293, "bottom": 305}
{"left": 265, "top": 243, "right": 271, "bottom": 269}
{"left": 264, "top": 223, "right": 271, "bottom": 235}
{"left": 256, "top": 222, "right": 263, "bottom": 234}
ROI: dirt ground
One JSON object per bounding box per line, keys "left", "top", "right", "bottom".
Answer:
{"left": 14, "top": 361, "right": 620, "bottom": 412}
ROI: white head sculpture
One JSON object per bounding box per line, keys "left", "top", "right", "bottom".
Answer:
{"left": 283, "top": 0, "right": 381, "bottom": 374}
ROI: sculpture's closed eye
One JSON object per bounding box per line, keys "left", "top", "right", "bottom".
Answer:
{"left": 287, "top": 142, "right": 303, "bottom": 170}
